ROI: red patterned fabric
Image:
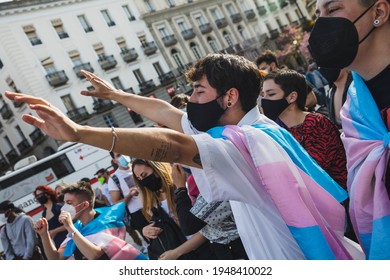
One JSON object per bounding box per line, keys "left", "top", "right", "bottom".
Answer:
{"left": 288, "top": 113, "right": 347, "bottom": 190}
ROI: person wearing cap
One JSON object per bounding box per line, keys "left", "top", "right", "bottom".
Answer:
{"left": 0, "top": 200, "right": 40, "bottom": 260}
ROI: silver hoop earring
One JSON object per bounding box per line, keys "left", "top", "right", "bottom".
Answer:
{"left": 374, "top": 19, "right": 380, "bottom": 25}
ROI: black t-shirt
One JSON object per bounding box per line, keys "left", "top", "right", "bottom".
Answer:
{"left": 366, "top": 64, "right": 390, "bottom": 129}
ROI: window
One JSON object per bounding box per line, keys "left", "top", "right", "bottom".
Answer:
{"left": 15, "top": 125, "right": 26, "bottom": 141}
{"left": 116, "top": 37, "right": 127, "bottom": 52}
{"left": 111, "top": 77, "right": 124, "bottom": 90}
{"left": 190, "top": 42, "right": 202, "bottom": 60}
{"left": 177, "top": 20, "right": 187, "bottom": 32}
{"left": 158, "top": 26, "right": 169, "bottom": 37}
{"left": 138, "top": 35, "right": 148, "bottom": 47}
{"left": 171, "top": 49, "right": 184, "bottom": 68}
{"left": 133, "top": 69, "right": 146, "bottom": 84}
{"left": 152, "top": 62, "right": 164, "bottom": 76}
{"left": 23, "top": 25, "right": 42, "bottom": 46}
{"left": 103, "top": 113, "right": 118, "bottom": 127}
{"left": 93, "top": 42, "right": 105, "bottom": 57}
{"left": 207, "top": 37, "right": 219, "bottom": 53}
{"left": 7, "top": 78, "right": 19, "bottom": 93}
{"left": 69, "top": 50, "right": 82, "bottom": 66}
{"left": 51, "top": 19, "right": 69, "bottom": 39}
{"left": 78, "top": 15, "right": 93, "bottom": 32}
{"left": 210, "top": 8, "right": 222, "bottom": 20}
{"left": 123, "top": 5, "right": 135, "bottom": 21}
{"left": 223, "top": 31, "right": 234, "bottom": 47}
{"left": 61, "top": 94, "right": 76, "bottom": 111}
{"left": 194, "top": 14, "right": 206, "bottom": 25}
{"left": 101, "top": 9, "right": 116, "bottom": 27}
{"left": 285, "top": 12, "right": 292, "bottom": 23}
{"left": 42, "top": 58, "right": 56, "bottom": 74}
{"left": 0, "top": 59, "right": 3, "bottom": 69}
{"left": 4, "top": 136, "right": 14, "bottom": 151}
{"left": 166, "top": 0, "right": 175, "bottom": 7}
{"left": 129, "top": 110, "right": 143, "bottom": 125}
{"left": 226, "top": 4, "right": 236, "bottom": 15}
{"left": 144, "top": 0, "right": 155, "bottom": 12}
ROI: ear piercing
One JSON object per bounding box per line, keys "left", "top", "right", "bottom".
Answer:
{"left": 374, "top": 19, "right": 380, "bottom": 25}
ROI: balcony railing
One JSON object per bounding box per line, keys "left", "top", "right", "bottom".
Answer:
{"left": 92, "top": 99, "right": 114, "bottom": 112}
{"left": 29, "top": 128, "right": 45, "bottom": 143}
{"left": 159, "top": 71, "right": 175, "bottom": 85}
{"left": 58, "top": 32, "right": 69, "bottom": 39}
{"left": 244, "top": 9, "right": 256, "bottom": 20}
{"left": 17, "top": 139, "right": 32, "bottom": 155}
{"left": 182, "top": 29, "right": 196, "bottom": 40}
{"left": 0, "top": 157, "right": 10, "bottom": 171}
{"left": 0, "top": 103, "right": 13, "bottom": 120}
{"left": 257, "top": 5, "right": 267, "bottom": 16}
{"left": 6, "top": 148, "right": 18, "bottom": 164}
{"left": 67, "top": 106, "right": 89, "bottom": 122}
{"left": 215, "top": 18, "right": 228, "bottom": 28}
{"left": 142, "top": 41, "right": 158, "bottom": 56}
{"left": 199, "top": 23, "right": 212, "bottom": 34}
{"left": 162, "top": 35, "right": 178, "bottom": 47}
{"left": 139, "top": 79, "right": 156, "bottom": 93}
{"left": 13, "top": 100, "right": 24, "bottom": 108}
{"left": 231, "top": 13, "right": 243, "bottom": 23}
{"left": 46, "top": 70, "right": 69, "bottom": 87}
{"left": 98, "top": 55, "right": 117, "bottom": 71}
{"left": 121, "top": 48, "right": 138, "bottom": 63}
{"left": 124, "top": 87, "right": 135, "bottom": 94}
{"left": 30, "top": 37, "right": 42, "bottom": 46}
{"left": 279, "top": 0, "right": 288, "bottom": 8}
{"left": 73, "top": 62, "right": 94, "bottom": 79}
{"left": 269, "top": 29, "right": 280, "bottom": 39}
{"left": 268, "top": 2, "right": 278, "bottom": 12}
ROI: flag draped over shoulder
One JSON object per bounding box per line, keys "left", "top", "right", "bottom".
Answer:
{"left": 208, "top": 124, "right": 362, "bottom": 260}
{"left": 61, "top": 202, "right": 148, "bottom": 260}
{"left": 340, "top": 72, "right": 390, "bottom": 259}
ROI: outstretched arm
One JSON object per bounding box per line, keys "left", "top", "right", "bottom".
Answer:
{"left": 5, "top": 92, "right": 201, "bottom": 168}
{"left": 80, "top": 70, "right": 185, "bottom": 132}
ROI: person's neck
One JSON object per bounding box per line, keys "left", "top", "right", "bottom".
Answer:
{"left": 44, "top": 200, "right": 53, "bottom": 209}
{"left": 219, "top": 106, "right": 246, "bottom": 126}
{"left": 279, "top": 106, "right": 307, "bottom": 128}
{"left": 79, "top": 209, "right": 96, "bottom": 225}
{"left": 334, "top": 70, "right": 348, "bottom": 89}
{"left": 118, "top": 166, "right": 129, "bottom": 171}
{"left": 350, "top": 30, "right": 390, "bottom": 80}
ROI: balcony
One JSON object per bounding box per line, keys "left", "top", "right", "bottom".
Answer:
{"left": 84, "top": 26, "right": 93, "bottom": 33}
{"left": 67, "top": 106, "right": 89, "bottom": 123}
{"left": 162, "top": 35, "right": 177, "bottom": 47}
{"left": 58, "top": 32, "right": 69, "bottom": 39}
{"left": 199, "top": 23, "right": 212, "bottom": 34}
{"left": 17, "top": 139, "right": 32, "bottom": 155}
{"left": 98, "top": 55, "right": 117, "bottom": 71}
{"left": 13, "top": 100, "right": 25, "bottom": 108}
{"left": 231, "top": 13, "right": 243, "bottom": 23}
{"left": 46, "top": 70, "right": 69, "bottom": 87}
{"left": 139, "top": 79, "right": 156, "bottom": 94}
{"left": 279, "top": 0, "right": 288, "bottom": 8}
{"left": 0, "top": 157, "right": 10, "bottom": 172}
{"left": 159, "top": 71, "right": 175, "bottom": 85}
{"left": 73, "top": 63, "right": 94, "bottom": 79}
{"left": 176, "top": 63, "right": 193, "bottom": 75}
{"left": 244, "top": 9, "right": 256, "bottom": 20}
{"left": 269, "top": 29, "right": 280, "bottom": 39}
{"left": 124, "top": 87, "right": 135, "bottom": 94}
{"left": 268, "top": 2, "right": 278, "bottom": 12}
{"left": 257, "top": 5, "right": 267, "bottom": 16}
{"left": 142, "top": 41, "right": 158, "bottom": 56}
{"left": 121, "top": 48, "right": 138, "bottom": 63}
{"left": 30, "top": 37, "right": 42, "bottom": 46}
{"left": 29, "top": 128, "right": 45, "bottom": 143}
{"left": 6, "top": 148, "right": 18, "bottom": 164}
{"left": 92, "top": 99, "right": 114, "bottom": 113}
{"left": 0, "top": 103, "right": 13, "bottom": 120}
{"left": 182, "top": 29, "right": 196, "bottom": 40}
{"left": 215, "top": 18, "right": 228, "bottom": 28}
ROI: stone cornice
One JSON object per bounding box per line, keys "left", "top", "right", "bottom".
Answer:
{"left": 0, "top": 0, "right": 85, "bottom": 16}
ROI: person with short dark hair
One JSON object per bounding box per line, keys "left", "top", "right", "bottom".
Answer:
{"left": 0, "top": 200, "right": 41, "bottom": 260}
{"left": 261, "top": 69, "right": 347, "bottom": 190}
{"left": 170, "top": 93, "right": 189, "bottom": 110}
{"left": 255, "top": 50, "right": 279, "bottom": 72}
{"left": 33, "top": 181, "right": 147, "bottom": 260}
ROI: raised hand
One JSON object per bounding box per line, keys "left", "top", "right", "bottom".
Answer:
{"left": 80, "top": 70, "right": 120, "bottom": 101}
{"left": 4, "top": 92, "right": 82, "bottom": 142}
{"left": 34, "top": 218, "right": 49, "bottom": 236}
{"left": 171, "top": 163, "right": 187, "bottom": 188}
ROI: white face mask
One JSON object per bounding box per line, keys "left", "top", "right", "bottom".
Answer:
{"left": 61, "top": 202, "right": 84, "bottom": 220}
{"left": 0, "top": 213, "right": 7, "bottom": 224}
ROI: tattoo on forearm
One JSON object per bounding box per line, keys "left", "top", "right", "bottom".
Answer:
{"left": 150, "top": 142, "right": 171, "bottom": 161}
{"left": 192, "top": 154, "right": 202, "bottom": 167}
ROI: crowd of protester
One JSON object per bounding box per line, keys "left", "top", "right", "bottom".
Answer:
{"left": 1, "top": 0, "right": 389, "bottom": 260}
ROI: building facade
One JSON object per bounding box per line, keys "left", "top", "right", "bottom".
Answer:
{"left": 0, "top": 0, "right": 311, "bottom": 175}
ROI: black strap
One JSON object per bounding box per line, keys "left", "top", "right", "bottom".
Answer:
{"left": 3, "top": 225, "right": 16, "bottom": 258}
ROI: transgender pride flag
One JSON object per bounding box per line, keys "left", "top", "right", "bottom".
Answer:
{"left": 340, "top": 72, "right": 390, "bottom": 260}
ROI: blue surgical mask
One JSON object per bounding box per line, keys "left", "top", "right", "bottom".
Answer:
{"left": 118, "top": 155, "right": 131, "bottom": 168}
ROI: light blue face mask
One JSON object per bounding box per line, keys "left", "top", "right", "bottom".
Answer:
{"left": 117, "top": 155, "right": 131, "bottom": 168}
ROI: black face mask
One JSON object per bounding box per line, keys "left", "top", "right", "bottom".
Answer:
{"left": 319, "top": 67, "right": 341, "bottom": 85}
{"left": 261, "top": 98, "right": 289, "bottom": 121}
{"left": 308, "top": 2, "right": 377, "bottom": 69}
{"left": 36, "top": 194, "right": 49, "bottom": 205}
{"left": 139, "top": 174, "right": 162, "bottom": 192}
{"left": 187, "top": 97, "right": 226, "bottom": 132}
